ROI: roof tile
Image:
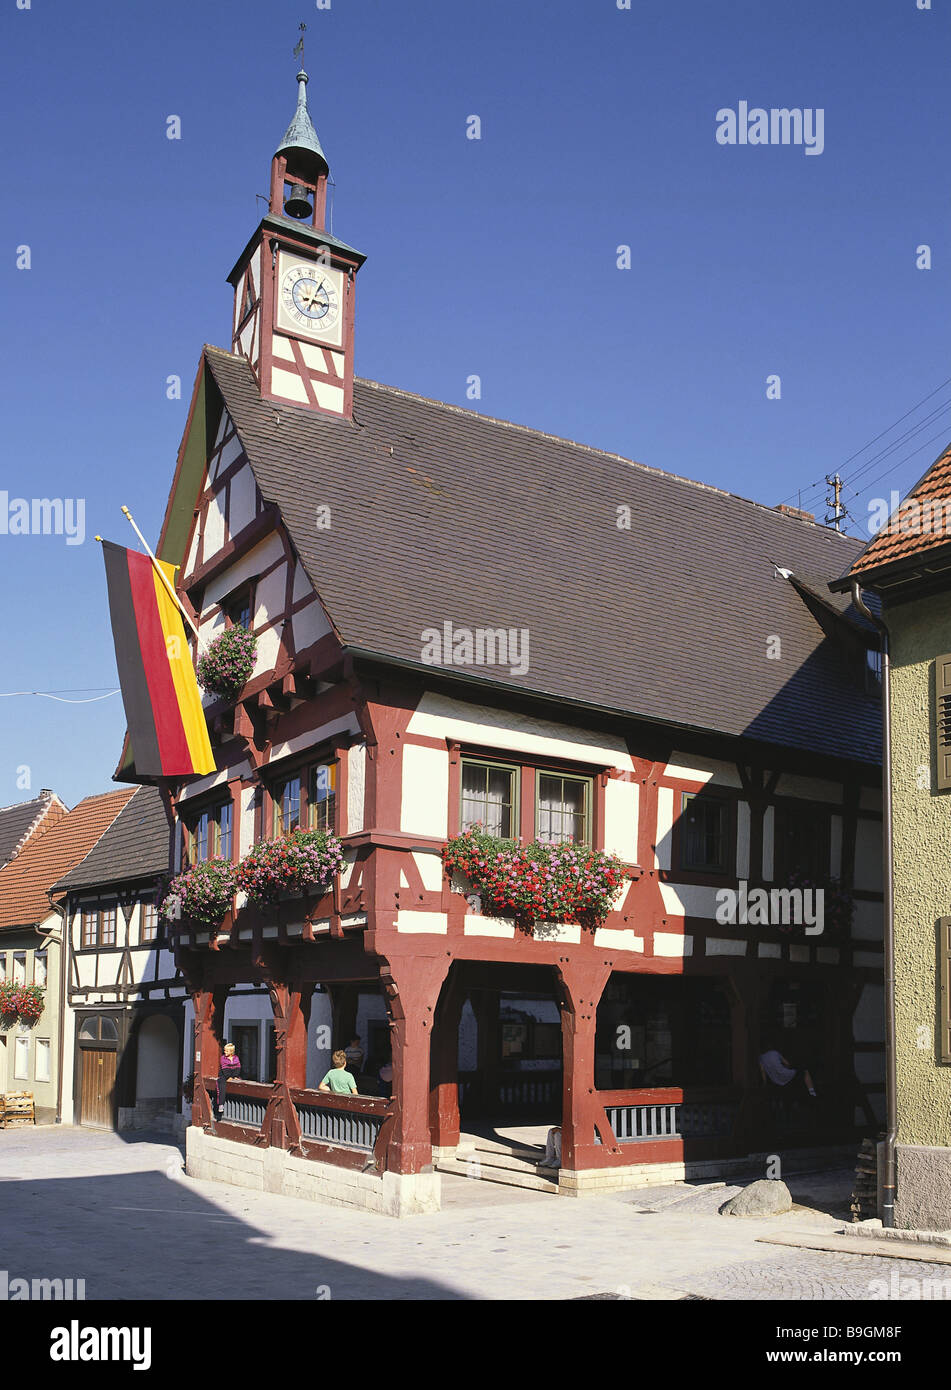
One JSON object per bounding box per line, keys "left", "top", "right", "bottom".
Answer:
{"left": 0, "top": 789, "right": 136, "bottom": 931}
{"left": 203, "top": 346, "right": 881, "bottom": 766}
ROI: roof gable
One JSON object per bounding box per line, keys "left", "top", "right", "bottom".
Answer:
{"left": 0, "top": 792, "right": 67, "bottom": 870}
{"left": 846, "top": 440, "right": 951, "bottom": 582}
{"left": 52, "top": 787, "right": 170, "bottom": 894}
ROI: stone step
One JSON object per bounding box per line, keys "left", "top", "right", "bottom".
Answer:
{"left": 458, "top": 1141, "right": 548, "bottom": 1165}
{"left": 435, "top": 1155, "right": 560, "bottom": 1193}
{"left": 456, "top": 1148, "right": 552, "bottom": 1176}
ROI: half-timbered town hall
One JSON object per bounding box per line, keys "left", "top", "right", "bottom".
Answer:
{"left": 117, "top": 70, "right": 884, "bottom": 1214}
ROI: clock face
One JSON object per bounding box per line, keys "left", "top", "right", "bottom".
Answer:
{"left": 277, "top": 258, "right": 344, "bottom": 343}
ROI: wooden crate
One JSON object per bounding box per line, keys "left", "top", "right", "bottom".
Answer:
{"left": 3, "top": 1091, "right": 35, "bottom": 1128}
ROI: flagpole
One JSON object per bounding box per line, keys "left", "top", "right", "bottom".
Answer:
{"left": 116, "top": 505, "right": 201, "bottom": 640}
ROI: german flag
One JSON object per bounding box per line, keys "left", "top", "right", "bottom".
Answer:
{"left": 101, "top": 540, "right": 215, "bottom": 778}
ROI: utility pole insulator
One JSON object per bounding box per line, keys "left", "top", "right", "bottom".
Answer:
{"left": 824, "top": 473, "right": 845, "bottom": 532}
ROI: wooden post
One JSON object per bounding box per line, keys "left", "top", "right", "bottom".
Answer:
{"left": 192, "top": 986, "right": 227, "bottom": 1128}
{"left": 264, "top": 978, "right": 312, "bottom": 1150}
{"left": 381, "top": 954, "right": 450, "bottom": 1174}
{"left": 556, "top": 959, "right": 614, "bottom": 1171}
{"left": 429, "top": 970, "right": 464, "bottom": 1150}
{"left": 285, "top": 980, "right": 312, "bottom": 1089}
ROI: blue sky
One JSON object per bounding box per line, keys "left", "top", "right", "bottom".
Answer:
{"left": 1, "top": 0, "right": 948, "bottom": 808}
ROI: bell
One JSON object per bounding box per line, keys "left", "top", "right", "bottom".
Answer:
{"left": 284, "top": 183, "right": 313, "bottom": 219}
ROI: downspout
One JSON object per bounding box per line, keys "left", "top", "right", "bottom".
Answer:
{"left": 45, "top": 887, "right": 67, "bottom": 1125}
{"left": 850, "top": 579, "right": 896, "bottom": 1227}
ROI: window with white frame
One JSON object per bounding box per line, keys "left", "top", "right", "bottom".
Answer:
{"left": 141, "top": 901, "right": 159, "bottom": 944}
{"left": 34, "top": 1039, "right": 50, "bottom": 1083}
{"left": 12, "top": 953, "right": 25, "bottom": 985}
{"left": 13, "top": 1036, "right": 29, "bottom": 1080}
{"left": 81, "top": 909, "right": 99, "bottom": 948}
{"left": 100, "top": 907, "right": 117, "bottom": 948}
{"left": 33, "top": 952, "right": 47, "bottom": 986}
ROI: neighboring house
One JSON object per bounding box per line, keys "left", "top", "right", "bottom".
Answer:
{"left": 0, "top": 790, "right": 67, "bottom": 870}
{"left": 52, "top": 786, "right": 182, "bottom": 1132}
{"left": 838, "top": 441, "right": 951, "bottom": 1229}
{"left": 0, "top": 789, "right": 135, "bottom": 1123}
{"left": 119, "top": 71, "right": 885, "bottom": 1213}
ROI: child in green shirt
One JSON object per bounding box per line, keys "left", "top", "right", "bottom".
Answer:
{"left": 319, "top": 1049, "right": 358, "bottom": 1096}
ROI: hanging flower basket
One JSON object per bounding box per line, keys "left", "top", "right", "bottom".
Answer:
{"left": 0, "top": 982, "right": 45, "bottom": 1024}
{"left": 236, "top": 828, "right": 344, "bottom": 906}
{"left": 442, "top": 825, "right": 626, "bottom": 933}
{"left": 197, "top": 626, "right": 257, "bottom": 701}
{"left": 161, "top": 858, "right": 238, "bottom": 927}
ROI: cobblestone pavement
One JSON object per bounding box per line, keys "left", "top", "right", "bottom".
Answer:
{"left": 0, "top": 1126, "right": 943, "bottom": 1301}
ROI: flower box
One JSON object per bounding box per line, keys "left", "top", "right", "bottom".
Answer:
{"left": 161, "top": 859, "right": 238, "bottom": 928}
{"left": 0, "top": 982, "right": 45, "bottom": 1025}
{"left": 442, "top": 826, "right": 626, "bottom": 934}
{"left": 236, "top": 828, "right": 344, "bottom": 906}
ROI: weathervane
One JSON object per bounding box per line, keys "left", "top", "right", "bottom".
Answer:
{"left": 293, "top": 21, "right": 306, "bottom": 69}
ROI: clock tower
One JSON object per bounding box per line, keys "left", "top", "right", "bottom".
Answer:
{"left": 227, "top": 69, "right": 366, "bottom": 419}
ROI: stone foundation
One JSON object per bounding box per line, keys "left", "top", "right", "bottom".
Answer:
{"left": 894, "top": 1144, "right": 951, "bottom": 1232}
{"left": 185, "top": 1127, "right": 441, "bottom": 1217}
{"left": 560, "top": 1145, "right": 857, "bottom": 1196}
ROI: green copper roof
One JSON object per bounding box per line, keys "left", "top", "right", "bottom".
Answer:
{"left": 275, "top": 70, "right": 329, "bottom": 180}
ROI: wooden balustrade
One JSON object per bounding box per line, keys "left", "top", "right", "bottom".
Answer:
{"left": 290, "top": 1087, "right": 394, "bottom": 1171}
{"left": 596, "top": 1086, "right": 741, "bottom": 1157}
{"left": 202, "top": 1077, "right": 395, "bottom": 1173}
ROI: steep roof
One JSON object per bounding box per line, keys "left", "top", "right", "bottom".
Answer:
{"left": 0, "top": 789, "right": 136, "bottom": 931}
{"left": 202, "top": 346, "right": 881, "bottom": 766}
{"left": 0, "top": 791, "right": 67, "bottom": 870}
{"left": 844, "top": 440, "right": 951, "bottom": 584}
{"left": 52, "top": 786, "right": 169, "bottom": 893}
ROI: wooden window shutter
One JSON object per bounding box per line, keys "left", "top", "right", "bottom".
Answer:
{"left": 940, "top": 918, "right": 951, "bottom": 1064}
{"left": 936, "top": 655, "right": 951, "bottom": 791}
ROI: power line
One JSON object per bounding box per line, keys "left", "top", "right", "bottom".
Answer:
{"left": 777, "top": 376, "right": 951, "bottom": 509}
{"left": 0, "top": 689, "right": 120, "bottom": 704}
{"left": 842, "top": 425, "right": 951, "bottom": 507}
{"left": 840, "top": 397, "right": 951, "bottom": 497}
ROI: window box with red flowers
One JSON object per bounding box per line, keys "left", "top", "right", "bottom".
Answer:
{"left": 161, "top": 858, "right": 238, "bottom": 928}
{"left": 236, "top": 828, "right": 344, "bottom": 906}
{"left": 442, "top": 826, "right": 627, "bottom": 934}
{"left": 0, "top": 982, "right": 45, "bottom": 1025}
{"left": 196, "top": 626, "right": 257, "bottom": 701}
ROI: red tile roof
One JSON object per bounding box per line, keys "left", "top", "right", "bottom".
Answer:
{"left": 0, "top": 789, "right": 136, "bottom": 932}
{"left": 849, "top": 441, "right": 951, "bottom": 578}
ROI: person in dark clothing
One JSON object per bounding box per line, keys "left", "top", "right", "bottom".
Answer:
{"left": 216, "top": 1042, "right": 241, "bottom": 1119}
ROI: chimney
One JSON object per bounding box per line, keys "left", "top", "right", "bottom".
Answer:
{"left": 775, "top": 504, "right": 815, "bottom": 523}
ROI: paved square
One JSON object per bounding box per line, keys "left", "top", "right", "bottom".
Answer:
{"left": 1, "top": 1127, "right": 945, "bottom": 1301}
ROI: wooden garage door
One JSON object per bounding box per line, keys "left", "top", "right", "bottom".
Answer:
{"left": 80, "top": 1049, "right": 116, "bottom": 1129}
